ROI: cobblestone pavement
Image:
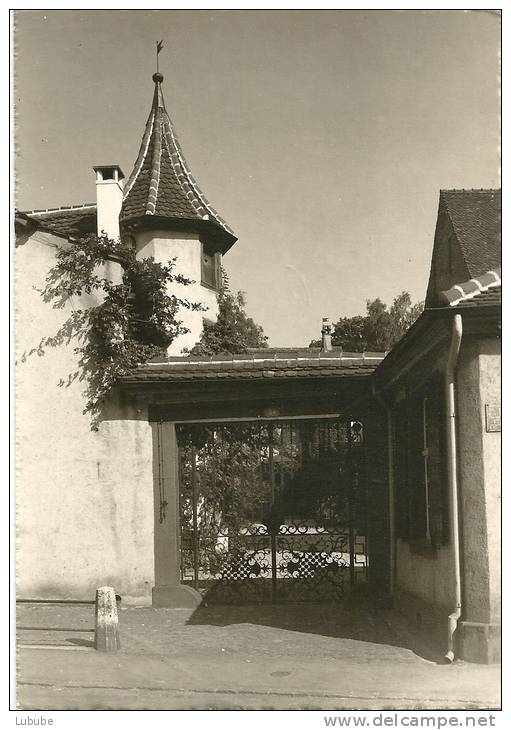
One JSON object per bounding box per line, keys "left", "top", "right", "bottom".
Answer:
{"left": 16, "top": 602, "right": 501, "bottom": 710}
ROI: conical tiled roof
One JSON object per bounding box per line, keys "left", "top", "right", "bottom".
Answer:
{"left": 121, "top": 72, "right": 236, "bottom": 252}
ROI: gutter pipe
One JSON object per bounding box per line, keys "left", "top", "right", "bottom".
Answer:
{"left": 371, "top": 383, "right": 396, "bottom": 597}
{"left": 444, "top": 313, "right": 463, "bottom": 662}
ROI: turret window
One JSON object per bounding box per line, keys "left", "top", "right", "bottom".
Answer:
{"left": 201, "top": 244, "right": 220, "bottom": 290}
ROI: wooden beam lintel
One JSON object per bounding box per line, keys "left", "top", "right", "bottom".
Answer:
{"left": 121, "top": 376, "right": 372, "bottom": 406}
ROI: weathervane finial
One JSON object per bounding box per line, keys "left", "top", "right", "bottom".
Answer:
{"left": 156, "top": 40, "right": 164, "bottom": 74}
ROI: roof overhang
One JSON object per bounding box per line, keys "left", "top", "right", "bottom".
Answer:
{"left": 372, "top": 302, "right": 501, "bottom": 399}
{"left": 120, "top": 213, "right": 238, "bottom": 254}
{"left": 15, "top": 212, "right": 69, "bottom": 242}
{"left": 117, "top": 353, "right": 382, "bottom": 423}
{"left": 15, "top": 212, "right": 39, "bottom": 232}
{"left": 119, "top": 374, "right": 376, "bottom": 423}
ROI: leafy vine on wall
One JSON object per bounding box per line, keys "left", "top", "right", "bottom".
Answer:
{"left": 24, "top": 233, "right": 203, "bottom": 429}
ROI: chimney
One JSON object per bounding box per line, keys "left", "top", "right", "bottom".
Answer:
{"left": 321, "top": 317, "right": 332, "bottom": 352}
{"left": 93, "top": 165, "right": 125, "bottom": 240}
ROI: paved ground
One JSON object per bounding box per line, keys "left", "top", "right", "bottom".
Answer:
{"left": 16, "top": 601, "right": 501, "bottom": 711}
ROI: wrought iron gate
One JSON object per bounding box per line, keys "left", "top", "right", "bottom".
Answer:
{"left": 177, "top": 418, "right": 367, "bottom": 603}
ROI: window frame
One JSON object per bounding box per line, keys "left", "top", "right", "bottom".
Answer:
{"left": 394, "top": 373, "right": 448, "bottom": 549}
{"left": 200, "top": 241, "right": 221, "bottom": 291}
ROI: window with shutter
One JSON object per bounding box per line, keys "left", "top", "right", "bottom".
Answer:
{"left": 201, "top": 243, "right": 220, "bottom": 290}
{"left": 424, "top": 376, "right": 449, "bottom": 545}
{"left": 394, "top": 402, "right": 411, "bottom": 540}
{"left": 393, "top": 375, "right": 449, "bottom": 547}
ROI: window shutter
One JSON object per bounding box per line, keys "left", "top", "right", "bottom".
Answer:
{"left": 394, "top": 402, "right": 411, "bottom": 539}
{"left": 201, "top": 244, "right": 218, "bottom": 288}
{"left": 408, "top": 394, "right": 427, "bottom": 539}
{"left": 425, "top": 375, "right": 449, "bottom": 545}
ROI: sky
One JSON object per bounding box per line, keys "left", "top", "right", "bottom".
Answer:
{"left": 14, "top": 9, "right": 500, "bottom": 347}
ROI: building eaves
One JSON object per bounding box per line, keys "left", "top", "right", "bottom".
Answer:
{"left": 19, "top": 204, "right": 97, "bottom": 238}
{"left": 373, "top": 289, "right": 501, "bottom": 393}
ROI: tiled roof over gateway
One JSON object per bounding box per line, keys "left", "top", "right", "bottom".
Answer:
{"left": 441, "top": 189, "right": 501, "bottom": 276}
{"left": 119, "top": 349, "right": 384, "bottom": 384}
{"left": 120, "top": 73, "right": 236, "bottom": 251}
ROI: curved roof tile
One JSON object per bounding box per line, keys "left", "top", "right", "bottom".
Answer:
{"left": 438, "top": 267, "right": 501, "bottom": 308}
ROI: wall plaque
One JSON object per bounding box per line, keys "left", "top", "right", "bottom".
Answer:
{"left": 485, "top": 403, "right": 501, "bottom": 433}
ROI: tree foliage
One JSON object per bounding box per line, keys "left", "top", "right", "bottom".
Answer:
{"left": 26, "top": 233, "right": 202, "bottom": 428}
{"left": 188, "top": 271, "right": 268, "bottom": 356}
{"left": 310, "top": 291, "right": 423, "bottom": 352}
{"left": 178, "top": 424, "right": 273, "bottom": 575}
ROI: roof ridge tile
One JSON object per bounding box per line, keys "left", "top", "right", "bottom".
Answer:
{"left": 23, "top": 203, "right": 96, "bottom": 216}
{"left": 439, "top": 267, "right": 502, "bottom": 307}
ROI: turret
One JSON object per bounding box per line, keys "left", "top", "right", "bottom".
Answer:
{"left": 120, "top": 72, "right": 237, "bottom": 353}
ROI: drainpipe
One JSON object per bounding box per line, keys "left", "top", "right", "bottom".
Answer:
{"left": 371, "top": 383, "right": 396, "bottom": 597}
{"left": 444, "top": 313, "right": 463, "bottom": 662}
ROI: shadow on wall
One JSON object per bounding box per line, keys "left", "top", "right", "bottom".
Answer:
{"left": 94, "top": 388, "right": 150, "bottom": 426}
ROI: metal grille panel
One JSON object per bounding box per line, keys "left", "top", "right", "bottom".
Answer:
{"left": 178, "top": 419, "right": 367, "bottom": 603}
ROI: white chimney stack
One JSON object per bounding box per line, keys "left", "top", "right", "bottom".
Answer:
{"left": 93, "top": 165, "right": 125, "bottom": 241}
{"left": 321, "top": 317, "right": 333, "bottom": 352}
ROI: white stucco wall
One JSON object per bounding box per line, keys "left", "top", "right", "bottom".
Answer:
{"left": 16, "top": 224, "right": 220, "bottom": 602}
{"left": 457, "top": 338, "right": 501, "bottom": 625}
{"left": 392, "top": 348, "right": 456, "bottom": 613}
{"left": 394, "top": 334, "right": 500, "bottom": 625}
{"left": 134, "top": 229, "right": 219, "bottom": 355}
{"left": 16, "top": 230, "right": 155, "bottom": 603}
{"left": 395, "top": 541, "right": 455, "bottom": 612}
{"left": 479, "top": 340, "right": 501, "bottom": 623}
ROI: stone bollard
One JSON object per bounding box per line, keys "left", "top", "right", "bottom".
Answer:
{"left": 95, "top": 586, "right": 121, "bottom": 651}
